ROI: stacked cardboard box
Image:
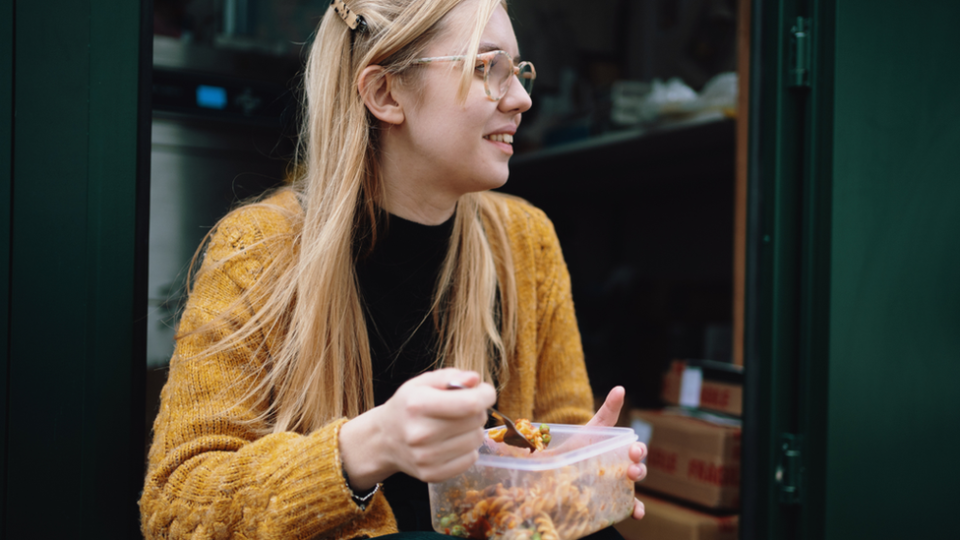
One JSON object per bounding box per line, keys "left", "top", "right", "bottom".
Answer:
{"left": 661, "top": 359, "right": 743, "bottom": 417}
{"left": 631, "top": 409, "right": 741, "bottom": 510}
{"left": 615, "top": 492, "right": 738, "bottom": 540}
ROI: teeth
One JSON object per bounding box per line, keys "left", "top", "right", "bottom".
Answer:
{"left": 485, "top": 133, "right": 514, "bottom": 144}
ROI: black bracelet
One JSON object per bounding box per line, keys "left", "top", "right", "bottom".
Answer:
{"left": 342, "top": 464, "right": 381, "bottom": 509}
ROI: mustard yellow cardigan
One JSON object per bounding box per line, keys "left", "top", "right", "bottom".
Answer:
{"left": 140, "top": 190, "right": 595, "bottom": 540}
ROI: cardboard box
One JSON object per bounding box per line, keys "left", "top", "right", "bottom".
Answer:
{"left": 630, "top": 409, "right": 741, "bottom": 509}
{"left": 662, "top": 359, "right": 743, "bottom": 416}
{"left": 615, "top": 492, "right": 738, "bottom": 540}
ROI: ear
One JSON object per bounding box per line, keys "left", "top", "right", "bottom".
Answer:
{"left": 358, "top": 65, "right": 405, "bottom": 126}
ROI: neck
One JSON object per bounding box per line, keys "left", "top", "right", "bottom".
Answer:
{"left": 377, "top": 127, "right": 461, "bottom": 226}
{"left": 382, "top": 180, "right": 459, "bottom": 225}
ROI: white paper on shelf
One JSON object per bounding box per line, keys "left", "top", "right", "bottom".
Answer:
{"left": 679, "top": 366, "right": 703, "bottom": 407}
{"left": 630, "top": 419, "right": 653, "bottom": 463}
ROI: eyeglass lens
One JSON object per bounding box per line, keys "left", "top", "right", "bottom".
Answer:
{"left": 488, "top": 51, "right": 534, "bottom": 100}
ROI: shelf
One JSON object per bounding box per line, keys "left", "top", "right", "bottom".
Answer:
{"left": 512, "top": 112, "right": 734, "bottom": 167}
{"left": 502, "top": 115, "right": 735, "bottom": 199}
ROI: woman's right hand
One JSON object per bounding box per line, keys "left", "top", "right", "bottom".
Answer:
{"left": 339, "top": 368, "right": 495, "bottom": 489}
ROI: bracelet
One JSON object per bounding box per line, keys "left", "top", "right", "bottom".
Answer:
{"left": 342, "top": 465, "right": 381, "bottom": 509}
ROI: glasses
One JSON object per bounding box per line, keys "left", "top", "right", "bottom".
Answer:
{"left": 411, "top": 50, "right": 536, "bottom": 102}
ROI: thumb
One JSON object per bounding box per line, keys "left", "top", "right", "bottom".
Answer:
{"left": 587, "top": 386, "right": 625, "bottom": 427}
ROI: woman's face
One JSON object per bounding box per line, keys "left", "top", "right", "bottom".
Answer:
{"left": 391, "top": 2, "right": 532, "bottom": 198}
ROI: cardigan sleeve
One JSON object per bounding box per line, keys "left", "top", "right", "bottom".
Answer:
{"left": 526, "top": 208, "right": 595, "bottom": 425}
{"left": 139, "top": 204, "right": 396, "bottom": 540}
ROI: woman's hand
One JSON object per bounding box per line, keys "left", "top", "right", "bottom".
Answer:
{"left": 587, "top": 386, "right": 648, "bottom": 520}
{"left": 339, "top": 368, "right": 496, "bottom": 490}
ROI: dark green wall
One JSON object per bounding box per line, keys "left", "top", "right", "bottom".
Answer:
{"left": 3, "top": 0, "right": 145, "bottom": 537}
{"left": 0, "top": 0, "right": 12, "bottom": 525}
{"left": 827, "top": 1, "right": 960, "bottom": 537}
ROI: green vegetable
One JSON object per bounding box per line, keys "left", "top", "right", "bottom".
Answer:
{"left": 539, "top": 423, "right": 550, "bottom": 433}
{"left": 532, "top": 532, "right": 542, "bottom": 540}
{"left": 451, "top": 525, "right": 467, "bottom": 537}
{"left": 542, "top": 434, "right": 552, "bottom": 444}
{"left": 440, "top": 516, "right": 451, "bottom": 528}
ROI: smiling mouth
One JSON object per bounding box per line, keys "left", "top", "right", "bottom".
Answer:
{"left": 484, "top": 133, "right": 514, "bottom": 144}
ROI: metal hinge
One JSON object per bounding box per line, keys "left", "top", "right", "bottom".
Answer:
{"left": 789, "top": 17, "right": 812, "bottom": 88}
{"left": 775, "top": 432, "right": 803, "bottom": 504}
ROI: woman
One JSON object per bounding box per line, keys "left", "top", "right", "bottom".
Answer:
{"left": 140, "top": 0, "right": 647, "bottom": 538}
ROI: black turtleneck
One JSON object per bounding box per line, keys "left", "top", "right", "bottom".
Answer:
{"left": 354, "top": 211, "right": 455, "bottom": 532}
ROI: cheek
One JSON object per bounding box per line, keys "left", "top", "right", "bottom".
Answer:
{"left": 410, "top": 81, "right": 496, "bottom": 158}
{"left": 431, "top": 109, "right": 487, "bottom": 154}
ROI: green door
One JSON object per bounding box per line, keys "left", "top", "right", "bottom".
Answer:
{"left": 1, "top": 1, "right": 149, "bottom": 538}
{"left": 826, "top": 0, "right": 960, "bottom": 537}
{"left": 744, "top": 1, "right": 960, "bottom": 538}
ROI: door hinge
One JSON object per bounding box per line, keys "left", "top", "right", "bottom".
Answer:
{"left": 775, "top": 432, "right": 803, "bottom": 504}
{"left": 789, "top": 17, "right": 812, "bottom": 88}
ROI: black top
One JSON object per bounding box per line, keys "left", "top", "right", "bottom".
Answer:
{"left": 355, "top": 211, "right": 455, "bottom": 532}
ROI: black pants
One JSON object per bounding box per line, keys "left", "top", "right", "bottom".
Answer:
{"left": 376, "top": 527, "right": 626, "bottom": 540}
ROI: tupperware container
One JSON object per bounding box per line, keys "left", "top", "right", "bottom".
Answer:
{"left": 429, "top": 424, "right": 638, "bottom": 540}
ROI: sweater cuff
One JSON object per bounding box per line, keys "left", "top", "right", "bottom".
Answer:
{"left": 259, "top": 418, "right": 366, "bottom": 536}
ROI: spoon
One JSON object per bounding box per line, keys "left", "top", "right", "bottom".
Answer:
{"left": 446, "top": 381, "right": 537, "bottom": 452}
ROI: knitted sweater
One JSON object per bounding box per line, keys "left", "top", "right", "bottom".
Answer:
{"left": 140, "top": 190, "right": 595, "bottom": 540}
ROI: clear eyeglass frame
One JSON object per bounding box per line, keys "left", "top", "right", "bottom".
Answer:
{"left": 410, "top": 50, "right": 536, "bottom": 102}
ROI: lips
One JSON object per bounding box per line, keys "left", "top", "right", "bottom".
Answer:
{"left": 484, "top": 133, "right": 514, "bottom": 144}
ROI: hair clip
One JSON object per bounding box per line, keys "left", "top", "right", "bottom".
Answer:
{"left": 331, "top": 0, "right": 367, "bottom": 32}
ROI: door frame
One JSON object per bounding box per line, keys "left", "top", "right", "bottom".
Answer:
{"left": 741, "top": 0, "right": 835, "bottom": 538}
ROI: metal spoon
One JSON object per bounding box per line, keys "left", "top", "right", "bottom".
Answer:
{"left": 446, "top": 381, "right": 537, "bottom": 452}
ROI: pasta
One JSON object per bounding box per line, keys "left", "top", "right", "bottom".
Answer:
{"left": 487, "top": 419, "right": 551, "bottom": 451}
{"left": 433, "top": 465, "right": 634, "bottom": 540}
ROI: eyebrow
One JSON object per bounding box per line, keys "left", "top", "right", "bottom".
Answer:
{"left": 478, "top": 42, "right": 521, "bottom": 63}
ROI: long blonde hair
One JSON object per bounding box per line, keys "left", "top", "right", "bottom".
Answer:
{"left": 179, "top": 0, "right": 517, "bottom": 435}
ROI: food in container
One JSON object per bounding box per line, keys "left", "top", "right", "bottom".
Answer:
{"left": 429, "top": 425, "right": 638, "bottom": 540}
{"left": 488, "top": 420, "right": 551, "bottom": 451}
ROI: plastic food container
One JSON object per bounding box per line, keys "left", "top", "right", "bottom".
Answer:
{"left": 429, "top": 424, "right": 638, "bottom": 540}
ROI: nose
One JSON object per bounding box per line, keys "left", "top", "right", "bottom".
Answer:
{"left": 498, "top": 73, "right": 533, "bottom": 114}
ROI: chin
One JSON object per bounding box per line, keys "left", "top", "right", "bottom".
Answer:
{"left": 473, "top": 174, "right": 510, "bottom": 194}
{"left": 457, "top": 166, "right": 510, "bottom": 194}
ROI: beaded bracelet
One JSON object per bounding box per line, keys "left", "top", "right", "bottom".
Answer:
{"left": 342, "top": 464, "right": 381, "bottom": 510}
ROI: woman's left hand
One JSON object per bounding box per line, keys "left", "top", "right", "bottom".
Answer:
{"left": 586, "top": 386, "right": 647, "bottom": 520}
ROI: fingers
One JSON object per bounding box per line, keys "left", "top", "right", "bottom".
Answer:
{"left": 585, "top": 386, "right": 625, "bottom": 427}
{"left": 627, "top": 442, "right": 648, "bottom": 481}
{"left": 410, "top": 368, "right": 481, "bottom": 390}
{"left": 404, "top": 425, "right": 486, "bottom": 480}
{"left": 417, "top": 447, "right": 481, "bottom": 484}
{"left": 630, "top": 442, "right": 647, "bottom": 462}
{"left": 418, "top": 385, "right": 496, "bottom": 419}
{"left": 627, "top": 463, "right": 647, "bottom": 482}
{"left": 402, "top": 410, "right": 488, "bottom": 447}
{"left": 632, "top": 498, "right": 645, "bottom": 520}
{"left": 402, "top": 371, "right": 496, "bottom": 420}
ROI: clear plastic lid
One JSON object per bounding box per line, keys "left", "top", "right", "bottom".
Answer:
{"left": 475, "top": 424, "right": 638, "bottom": 471}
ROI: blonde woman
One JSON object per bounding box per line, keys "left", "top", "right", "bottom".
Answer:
{"left": 140, "top": 0, "right": 647, "bottom": 538}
